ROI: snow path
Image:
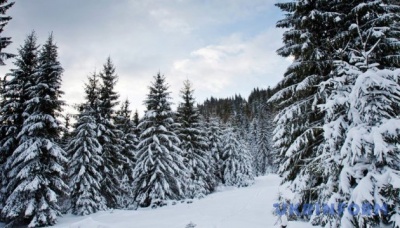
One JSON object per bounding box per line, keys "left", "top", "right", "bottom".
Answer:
{"left": 49, "top": 175, "right": 313, "bottom": 228}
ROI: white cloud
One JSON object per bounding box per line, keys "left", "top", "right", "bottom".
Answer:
{"left": 167, "top": 29, "right": 289, "bottom": 104}
{"left": 149, "top": 8, "right": 193, "bottom": 34}
{"left": 0, "top": 0, "right": 288, "bottom": 117}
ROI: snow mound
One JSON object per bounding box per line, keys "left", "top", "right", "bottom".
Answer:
{"left": 68, "top": 217, "right": 110, "bottom": 228}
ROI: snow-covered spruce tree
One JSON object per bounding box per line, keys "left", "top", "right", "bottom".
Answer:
{"left": 0, "top": 32, "right": 38, "bottom": 213}
{"left": 315, "top": 52, "right": 367, "bottom": 227}
{"left": 273, "top": 1, "right": 400, "bottom": 226}
{"left": 247, "top": 98, "right": 276, "bottom": 176}
{"left": 114, "top": 99, "right": 137, "bottom": 163}
{"left": 133, "top": 73, "right": 187, "bottom": 207}
{"left": 114, "top": 99, "right": 137, "bottom": 208}
{"left": 97, "top": 57, "right": 125, "bottom": 209}
{"left": 270, "top": 0, "right": 338, "bottom": 207}
{"left": 176, "top": 80, "right": 214, "bottom": 198}
{"left": 264, "top": 105, "right": 278, "bottom": 173}
{"left": 59, "top": 113, "right": 72, "bottom": 214}
{"left": 270, "top": 0, "right": 360, "bottom": 213}
{"left": 205, "top": 117, "right": 224, "bottom": 184}
{"left": 316, "top": 3, "right": 400, "bottom": 226}
{"left": 84, "top": 72, "right": 101, "bottom": 121}
{"left": 2, "top": 34, "right": 68, "bottom": 227}
{"left": 67, "top": 74, "right": 106, "bottom": 216}
{"left": 255, "top": 113, "right": 273, "bottom": 175}
{"left": 247, "top": 88, "right": 275, "bottom": 176}
{"left": 132, "top": 109, "right": 141, "bottom": 142}
{"left": 247, "top": 117, "right": 258, "bottom": 174}
{"left": 60, "top": 114, "right": 72, "bottom": 150}
{"left": 133, "top": 109, "right": 139, "bottom": 126}
{"left": 291, "top": 1, "right": 400, "bottom": 226}
{"left": 221, "top": 127, "right": 254, "bottom": 187}
{"left": 340, "top": 68, "right": 400, "bottom": 227}
{"left": 0, "top": 0, "right": 15, "bottom": 65}
{"left": 229, "top": 95, "right": 250, "bottom": 139}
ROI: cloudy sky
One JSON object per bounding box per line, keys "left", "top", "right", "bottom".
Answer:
{"left": 0, "top": 0, "right": 290, "bottom": 115}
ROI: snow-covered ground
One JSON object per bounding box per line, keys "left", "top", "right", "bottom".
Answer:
{"left": 34, "top": 175, "right": 313, "bottom": 228}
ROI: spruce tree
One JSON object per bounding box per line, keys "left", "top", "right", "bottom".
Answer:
{"left": 60, "top": 114, "right": 72, "bottom": 150}
{"left": 0, "top": 0, "right": 15, "bottom": 65}
{"left": 221, "top": 127, "right": 254, "bottom": 187}
{"left": 255, "top": 115, "right": 272, "bottom": 175}
{"left": 270, "top": 0, "right": 338, "bottom": 208}
{"left": 0, "top": 32, "right": 38, "bottom": 212}
{"left": 205, "top": 117, "right": 224, "bottom": 184}
{"left": 176, "top": 80, "right": 214, "bottom": 198}
{"left": 2, "top": 34, "right": 68, "bottom": 227}
{"left": 247, "top": 115, "right": 257, "bottom": 167}
{"left": 340, "top": 68, "right": 400, "bottom": 227}
{"left": 316, "top": 2, "right": 400, "bottom": 226}
{"left": 273, "top": 0, "right": 400, "bottom": 226}
{"left": 59, "top": 114, "right": 72, "bottom": 214}
{"left": 68, "top": 74, "right": 106, "bottom": 216}
{"left": 114, "top": 99, "right": 137, "bottom": 208}
{"left": 97, "top": 57, "right": 125, "bottom": 208}
{"left": 98, "top": 57, "right": 119, "bottom": 121}
{"left": 133, "top": 109, "right": 141, "bottom": 142}
{"left": 85, "top": 72, "right": 101, "bottom": 120}
{"left": 133, "top": 73, "right": 187, "bottom": 207}
{"left": 133, "top": 110, "right": 139, "bottom": 127}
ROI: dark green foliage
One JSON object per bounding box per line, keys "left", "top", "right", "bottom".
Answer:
{"left": 68, "top": 75, "right": 106, "bottom": 216}
{"left": 204, "top": 117, "right": 224, "bottom": 184}
{"left": 270, "top": 0, "right": 337, "bottom": 207}
{"left": 273, "top": 0, "right": 400, "bottom": 227}
{"left": 133, "top": 73, "right": 187, "bottom": 207}
{"left": 0, "top": 0, "right": 14, "bottom": 65}
{"left": 198, "top": 95, "right": 250, "bottom": 124}
{"left": 0, "top": 32, "right": 38, "bottom": 212}
{"left": 114, "top": 99, "right": 137, "bottom": 208}
{"left": 133, "top": 109, "right": 141, "bottom": 140}
{"left": 97, "top": 57, "right": 125, "bottom": 209}
{"left": 2, "top": 34, "right": 68, "bottom": 227}
{"left": 176, "top": 80, "right": 214, "bottom": 198}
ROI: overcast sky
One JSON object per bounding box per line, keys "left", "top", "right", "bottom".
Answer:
{"left": 0, "top": 0, "right": 290, "bottom": 115}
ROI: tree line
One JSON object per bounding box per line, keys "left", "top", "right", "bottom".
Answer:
{"left": 2, "top": 0, "right": 399, "bottom": 227}
{"left": 0, "top": 1, "right": 275, "bottom": 226}
{"left": 271, "top": 0, "right": 400, "bottom": 227}
{"left": 0, "top": 29, "right": 273, "bottom": 226}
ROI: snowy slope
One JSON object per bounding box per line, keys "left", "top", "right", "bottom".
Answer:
{"left": 33, "top": 175, "right": 314, "bottom": 228}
